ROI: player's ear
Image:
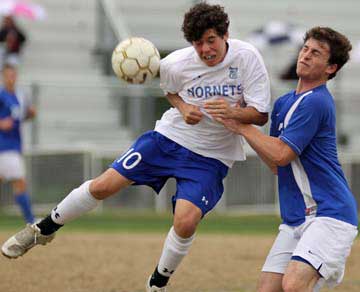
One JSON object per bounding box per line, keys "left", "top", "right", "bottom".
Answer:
{"left": 223, "top": 31, "right": 229, "bottom": 41}
{"left": 326, "top": 63, "right": 337, "bottom": 76}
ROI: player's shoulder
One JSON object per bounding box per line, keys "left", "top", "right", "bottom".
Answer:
{"left": 275, "top": 90, "right": 294, "bottom": 108}
{"left": 0, "top": 87, "right": 7, "bottom": 100}
{"left": 302, "top": 85, "right": 333, "bottom": 108}
{"left": 228, "top": 39, "right": 263, "bottom": 59}
{"left": 160, "top": 46, "right": 194, "bottom": 70}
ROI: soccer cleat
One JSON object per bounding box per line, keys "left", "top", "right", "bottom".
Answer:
{"left": 145, "top": 275, "right": 167, "bottom": 292}
{"left": 1, "top": 223, "right": 55, "bottom": 259}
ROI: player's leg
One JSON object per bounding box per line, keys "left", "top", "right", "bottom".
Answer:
{"left": 2, "top": 131, "right": 169, "bottom": 259}
{"left": 284, "top": 217, "right": 358, "bottom": 291}
{"left": 147, "top": 148, "right": 229, "bottom": 290}
{"left": 1, "top": 169, "right": 132, "bottom": 258}
{"left": 0, "top": 151, "right": 35, "bottom": 223}
{"left": 257, "top": 272, "right": 283, "bottom": 292}
{"left": 282, "top": 260, "right": 319, "bottom": 292}
{"left": 258, "top": 224, "right": 299, "bottom": 292}
{"left": 12, "top": 178, "right": 35, "bottom": 224}
{"left": 147, "top": 199, "right": 201, "bottom": 290}
{"left": 37, "top": 168, "right": 133, "bottom": 232}
{"left": 46, "top": 130, "right": 169, "bottom": 234}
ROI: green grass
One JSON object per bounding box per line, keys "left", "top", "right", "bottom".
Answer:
{"left": 0, "top": 210, "right": 282, "bottom": 234}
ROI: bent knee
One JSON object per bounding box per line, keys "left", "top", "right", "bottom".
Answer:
{"left": 12, "top": 178, "right": 27, "bottom": 194}
{"left": 90, "top": 178, "right": 117, "bottom": 199}
{"left": 173, "top": 216, "right": 198, "bottom": 238}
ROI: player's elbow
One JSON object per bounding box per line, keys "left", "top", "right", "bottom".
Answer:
{"left": 253, "top": 113, "right": 268, "bottom": 126}
{"left": 273, "top": 152, "right": 295, "bottom": 167}
{"left": 270, "top": 165, "right": 278, "bottom": 175}
{"left": 273, "top": 140, "right": 297, "bottom": 167}
{"left": 275, "top": 157, "right": 291, "bottom": 167}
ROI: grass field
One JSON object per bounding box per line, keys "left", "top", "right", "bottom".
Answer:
{"left": 0, "top": 211, "right": 282, "bottom": 234}
{"left": 0, "top": 211, "right": 359, "bottom": 292}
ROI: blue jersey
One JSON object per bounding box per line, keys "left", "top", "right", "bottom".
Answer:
{"left": 270, "top": 84, "right": 358, "bottom": 226}
{"left": 0, "top": 88, "right": 23, "bottom": 153}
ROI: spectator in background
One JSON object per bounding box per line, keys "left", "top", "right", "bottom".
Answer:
{"left": 0, "top": 63, "right": 36, "bottom": 223}
{"left": 0, "top": 15, "right": 27, "bottom": 68}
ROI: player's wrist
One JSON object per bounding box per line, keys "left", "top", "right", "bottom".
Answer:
{"left": 230, "top": 107, "right": 242, "bottom": 119}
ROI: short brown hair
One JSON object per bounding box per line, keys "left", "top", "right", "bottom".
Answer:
{"left": 304, "top": 27, "right": 352, "bottom": 79}
{"left": 182, "top": 2, "right": 229, "bottom": 43}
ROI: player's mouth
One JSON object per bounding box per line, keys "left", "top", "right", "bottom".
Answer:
{"left": 299, "top": 61, "right": 309, "bottom": 67}
{"left": 203, "top": 55, "right": 217, "bottom": 65}
{"left": 204, "top": 55, "right": 216, "bottom": 60}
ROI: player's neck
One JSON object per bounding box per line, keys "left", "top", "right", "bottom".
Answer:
{"left": 4, "top": 85, "right": 15, "bottom": 93}
{"left": 295, "top": 78, "right": 327, "bottom": 95}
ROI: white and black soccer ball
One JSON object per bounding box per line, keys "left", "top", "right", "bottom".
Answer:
{"left": 111, "top": 37, "right": 160, "bottom": 84}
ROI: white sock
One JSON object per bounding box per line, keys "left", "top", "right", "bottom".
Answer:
{"left": 157, "top": 226, "right": 195, "bottom": 277}
{"left": 51, "top": 180, "right": 100, "bottom": 225}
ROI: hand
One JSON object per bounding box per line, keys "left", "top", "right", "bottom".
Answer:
{"left": 25, "top": 106, "right": 36, "bottom": 120}
{"left": 179, "top": 103, "right": 203, "bottom": 125}
{"left": 0, "top": 117, "right": 14, "bottom": 131}
{"left": 204, "top": 98, "right": 237, "bottom": 119}
{"left": 215, "top": 117, "right": 246, "bottom": 135}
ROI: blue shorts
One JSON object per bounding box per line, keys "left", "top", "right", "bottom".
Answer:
{"left": 111, "top": 131, "right": 228, "bottom": 215}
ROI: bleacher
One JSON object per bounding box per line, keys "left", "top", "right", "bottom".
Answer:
{"left": 17, "top": 0, "right": 133, "bottom": 152}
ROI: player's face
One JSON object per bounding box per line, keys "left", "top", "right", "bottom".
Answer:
{"left": 296, "top": 38, "right": 337, "bottom": 81}
{"left": 192, "top": 29, "right": 229, "bottom": 66}
{"left": 3, "top": 67, "right": 17, "bottom": 90}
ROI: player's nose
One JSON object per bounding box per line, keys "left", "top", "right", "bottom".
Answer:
{"left": 201, "top": 42, "right": 211, "bottom": 53}
{"left": 302, "top": 50, "right": 312, "bottom": 60}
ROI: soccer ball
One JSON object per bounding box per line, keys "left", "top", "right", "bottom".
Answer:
{"left": 111, "top": 37, "right": 160, "bottom": 84}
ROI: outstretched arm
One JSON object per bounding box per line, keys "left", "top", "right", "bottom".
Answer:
{"left": 218, "top": 118, "right": 297, "bottom": 174}
{"left": 204, "top": 98, "right": 268, "bottom": 126}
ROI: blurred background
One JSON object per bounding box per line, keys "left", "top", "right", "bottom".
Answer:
{"left": 1, "top": 0, "right": 360, "bottom": 217}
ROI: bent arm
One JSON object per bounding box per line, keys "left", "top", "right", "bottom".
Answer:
{"left": 204, "top": 99, "right": 268, "bottom": 126}
{"left": 239, "top": 124, "right": 297, "bottom": 167}
{"left": 218, "top": 118, "right": 297, "bottom": 173}
{"left": 231, "top": 106, "right": 268, "bottom": 126}
{"left": 166, "top": 93, "right": 203, "bottom": 125}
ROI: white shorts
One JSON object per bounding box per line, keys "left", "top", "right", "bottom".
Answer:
{"left": 262, "top": 216, "right": 358, "bottom": 288}
{"left": 0, "top": 151, "right": 25, "bottom": 180}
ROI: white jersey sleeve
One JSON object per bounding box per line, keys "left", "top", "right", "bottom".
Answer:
{"left": 160, "top": 49, "right": 189, "bottom": 95}
{"left": 239, "top": 48, "right": 271, "bottom": 113}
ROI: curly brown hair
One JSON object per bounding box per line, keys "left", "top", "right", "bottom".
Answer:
{"left": 304, "top": 27, "right": 352, "bottom": 80}
{"left": 182, "top": 2, "right": 229, "bottom": 43}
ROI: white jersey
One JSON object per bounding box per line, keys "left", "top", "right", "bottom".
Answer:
{"left": 155, "top": 39, "right": 271, "bottom": 167}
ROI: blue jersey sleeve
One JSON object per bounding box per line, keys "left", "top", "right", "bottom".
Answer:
{"left": 270, "top": 94, "right": 289, "bottom": 138}
{"left": 279, "top": 94, "right": 324, "bottom": 155}
{"left": 0, "top": 94, "right": 10, "bottom": 118}
{"left": 270, "top": 100, "right": 279, "bottom": 137}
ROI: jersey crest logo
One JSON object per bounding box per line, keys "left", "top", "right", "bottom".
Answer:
{"left": 202, "top": 196, "right": 209, "bottom": 205}
{"left": 229, "top": 67, "right": 238, "bottom": 79}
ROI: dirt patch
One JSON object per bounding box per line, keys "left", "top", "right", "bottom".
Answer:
{"left": 0, "top": 232, "right": 359, "bottom": 292}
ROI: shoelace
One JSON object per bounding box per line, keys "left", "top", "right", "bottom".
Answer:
{"left": 30, "top": 224, "right": 39, "bottom": 245}
{"left": 34, "top": 229, "right": 38, "bottom": 245}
